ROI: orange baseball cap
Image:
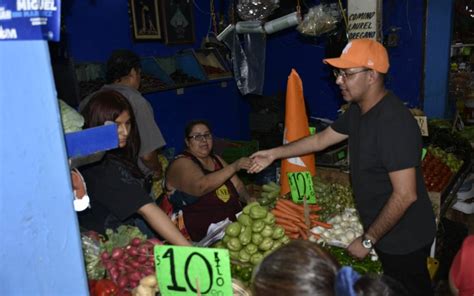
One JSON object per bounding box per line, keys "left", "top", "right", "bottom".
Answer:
{"left": 323, "top": 39, "right": 389, "bottom": 73}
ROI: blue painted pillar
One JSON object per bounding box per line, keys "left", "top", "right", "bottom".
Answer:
{"left": 0, "top": 41, "right": 88, "bottom": 294}
{"left": 423, "top": 0, "right": 454, "bottom": 118}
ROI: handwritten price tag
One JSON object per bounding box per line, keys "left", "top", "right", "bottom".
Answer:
{"left": 309, "top": 127, "right": 316, "bottom": 135}
{"left": 414, "top": 116, "right": 429, "bottom": 136}
{"left": 287, "top": 171, "right": 316, "bottom": 204}
{"left": 154, "top": 245, "right": 233, "bottom": 296}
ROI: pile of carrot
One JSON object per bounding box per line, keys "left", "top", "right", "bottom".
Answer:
{"left": 271, "top": 199, "right": 332, "bottom": 240}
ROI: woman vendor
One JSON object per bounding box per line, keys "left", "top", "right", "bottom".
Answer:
{"left": 164, "top": 120, "right": 253, "bottom": 241}
{"left": 78, "top": 90, "right": 190, "bottom": 246}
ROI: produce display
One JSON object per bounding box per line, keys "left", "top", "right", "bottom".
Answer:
{"left": 313, "top": 177, "right": 355, "bottom": 221}
{"left": 215, "top": 202, "right": 290, "bottom": 284}
{"left": 272, "top": 199, "right": 331, "bottom": 240}
{"left": 81, "top": 226, "right": 161, "bottom": 294}
{"left": 325, "top": 245, "right": 382, "bottom": 274}
{"left": 311, "top": 208, "right": 364, "bottom": 248}
{"left": 257, "top": 181, "right": 281, "bottom": 208}
{"left": 427, "top": 145, "right": 464, "bottom": 172}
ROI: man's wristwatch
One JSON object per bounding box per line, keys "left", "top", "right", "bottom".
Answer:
{"left": 361, "top": 235, "right": 373, "bottom": 249}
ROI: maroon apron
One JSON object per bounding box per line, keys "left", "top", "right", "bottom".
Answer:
{"left": 180, "top": 151, "right": 242, "bottom": 241}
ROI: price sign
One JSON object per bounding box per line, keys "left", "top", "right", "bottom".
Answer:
{"left": 309, "top": 127, "right": 316, "bottom": 135}
{"left": 287, "top": 171, "right": 316, "bottom": 204}
{"left": 154, "top": 245, "right": 233, "bottom": 296}
{"left": 421, "top": 148, "right": 427, "bottom": 161}
{"left": 414, "top": 116, "right": 429, "bottom": 136}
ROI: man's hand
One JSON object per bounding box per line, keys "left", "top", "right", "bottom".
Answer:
{"left": 347, "top": 236, "right": 371, "bottom": 260}
{"left": 248, "top": 150, "right": 275, "bottom": 173}
{"left": 233, "top": 157, "right": 253, "bottom": 171}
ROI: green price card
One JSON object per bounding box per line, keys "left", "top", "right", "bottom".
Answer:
{"left": 421, "top": 148, "right": 427, "bottom": 161}
{"left": 309, "top": 127, "right": 316, "bottom": 135}
{"left": 287, "top": 171, "right": 316, "bottom": 204}
{"left": 154, "top": 245, "right": 233, "bottom": 296}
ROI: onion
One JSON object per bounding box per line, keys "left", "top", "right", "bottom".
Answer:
{"left": 127, "top": 246, "right": 139, "bottom": 257}
{"left": 111, "top": 247, "right": 124, "bottom": 260}
{"left": 137, "top": 256, "right": 147, "bottom": 264}
{"left": 131, "top": 237, "right": 142, "bottom": 247}
{"left": 100, "top": 251, "right": 110, "bottom": 261}
{"left": 128, "top": 271, "right": 142, "bottom": 282}
{"left": 117, "top": 275, "right": 129, "bottom": 288}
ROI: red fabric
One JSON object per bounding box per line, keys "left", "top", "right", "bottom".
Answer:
{"left": 451, "top": 235, "right": 474, "bottom": 296}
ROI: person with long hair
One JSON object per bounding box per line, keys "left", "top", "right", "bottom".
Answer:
{"left": 162, "top": 120, "right": 253, "bottom": 242}
{"left": 252, "top": 240, "right": 408, "bottom": 296}
{"left": 78, "top": 90, "right": 190, "bottom": 246}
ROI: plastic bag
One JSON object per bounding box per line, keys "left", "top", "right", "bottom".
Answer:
{"left": 221, "top": 29, "right": 266, "bottom": 95}
{"left": 59, "top": 99, "right": 84, "bottom": 133}
{"left": 81, "top": 232, "right": 105, "bottom": 280}
{"left": 297, "top": 4, "right": 341, "bottom": 37}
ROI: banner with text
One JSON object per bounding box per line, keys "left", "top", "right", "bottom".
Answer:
{"left": 347, "top": 0, "right": 381, "bottom": 41}
{"left": 0, "top": 0, "right": 61, "bottom": 41}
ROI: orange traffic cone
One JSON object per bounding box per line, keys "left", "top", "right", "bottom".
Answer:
{"left": 280, "top": 69, "right": 316, "bottom": 195}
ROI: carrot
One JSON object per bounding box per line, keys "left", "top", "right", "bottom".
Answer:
{"left": 296, "top": 221, "right": 309, "bottom": 231}
{"left": 278, "top": 199, "right": 305, "bottom": 213}
{"left": 309, "top": 230, "right": 321, "bottom": 239}
{"left": 312, "top": 220, "right": 332, "bottom": 229}
{"left": 275, "top": 218, "right": 299, "bottom": 232}
{"left": 287, "top": 233, "right": 299, "bottom": 239}
{"left": 309, "top": 204, "right": 322, "bottom": 211}
{"left": 310, "top": 214, "right": 320, "bottom": 220}
{"left": 275, "top": 205, "right": 306, "bottom": 224}
{"left": 298, "top": 228, "right": 308, "bottom": 240}
{"left": 275, "top": 202, "right": 300, "bottom": 217}
{"left": 272, "top": 209, "right": 302, "bottom": 224}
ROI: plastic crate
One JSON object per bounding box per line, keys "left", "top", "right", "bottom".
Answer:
{"left": 190, "top": 48, "right": 232, "bottom": 80}
{"left": 156, "top": 53, "right": 206, "bottom": 86}
{"left": 139, "top": 57, "right": 174, "bottom": 93}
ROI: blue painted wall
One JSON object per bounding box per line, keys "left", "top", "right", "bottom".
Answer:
{"left": 64, "top": 1, "right": 439, "bottom": 147}
{"left": 0, "top": 41, "right": 89, "bottom": 295}
{"left": 424, "top": 0, "right": 454, "bottom": 118}
{"left": 64, "top": 0, "right": 250, "bottom": 153}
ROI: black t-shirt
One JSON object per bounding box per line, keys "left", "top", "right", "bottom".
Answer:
{"left": 331, "top": 91, "right": 436, "bottom": 254}
{"left": 78, "top": 155, "right": 153, "bottom": 235}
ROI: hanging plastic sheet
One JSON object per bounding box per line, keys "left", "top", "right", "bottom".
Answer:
{"left": 221, "top": 27, "right": 266, "bottom": 95}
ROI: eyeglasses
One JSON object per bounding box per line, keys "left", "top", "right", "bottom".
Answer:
{"left": 188, "top": 133, "right": 212, "bottom": 142}
{"left": 333, "top": 69, "right": 370, "bottom": 79}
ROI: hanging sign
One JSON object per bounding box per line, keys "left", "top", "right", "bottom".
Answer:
{"left": 287, "top": 171, "right": 316, "bottom": 204}
{"left": 414, "top": 116, "right": 429, "bottom": 136}
{"left": 347, "top": 0, "right": 382, "bottom": 41}
{"left": 154, "top": 245, "right": 233, "bottom": 296}
{"left": 0, "top": 0, "right": 61, "bottom": 41}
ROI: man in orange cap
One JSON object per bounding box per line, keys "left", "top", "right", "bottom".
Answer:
{"left": 248, "top": 39, "right": 436, "bottom": 296}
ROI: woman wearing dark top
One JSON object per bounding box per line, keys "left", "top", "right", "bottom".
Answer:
{"left": 164, "top": 120, "right": 253, "bottom": 241}
{"left": 78, "top": 90, "right": 190, "bottom": 246}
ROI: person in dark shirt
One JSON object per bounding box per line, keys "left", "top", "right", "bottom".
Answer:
{"left": 248, "top": 39, "right": 436, "bottom": 296}
{"left": 78, "top": 90, "right": 190, "bottom": 246}
{"left": 163, "top": 120, "right": 253, "bottom": 241}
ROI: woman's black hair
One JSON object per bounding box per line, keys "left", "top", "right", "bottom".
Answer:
{"left": 105, "top": 49, "right": 141, "bottom": 84}
{"left": 184, "top": 119, "right": 212, "bottom": 138}
{"left": 252, "top": 240, "right": 409, "bottom": 296}
{"left": 81, "top": 90, "right": 142, "bottom": 177}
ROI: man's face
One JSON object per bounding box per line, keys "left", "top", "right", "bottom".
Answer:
{"left": 333, "top": 68, "right": 370, "bottom": 102}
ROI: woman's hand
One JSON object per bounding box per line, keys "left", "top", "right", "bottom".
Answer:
{"left": 248, "top": 150, "right": 275, "bottom": 173}
{"left": 233, "top": 157, "right": 253, "bottom": 171}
